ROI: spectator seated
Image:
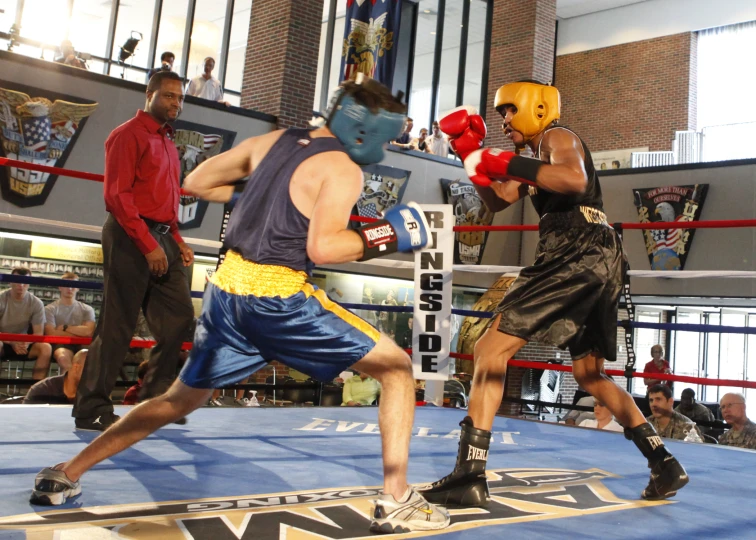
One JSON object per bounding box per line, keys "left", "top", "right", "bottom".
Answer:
{"left": 23, "top": 349, "right": 87, "bottom": 404}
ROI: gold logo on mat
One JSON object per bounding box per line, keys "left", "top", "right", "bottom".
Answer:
{"left": 0, "top": 468, "right": 670, "bottom": 539}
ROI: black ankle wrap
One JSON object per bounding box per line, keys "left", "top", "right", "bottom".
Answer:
{"left": 627, "top": 423, "right": 670, "bottom": 464}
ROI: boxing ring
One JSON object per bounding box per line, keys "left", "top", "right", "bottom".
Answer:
{"left": 0, "top": 406, "right": 754, "bottom": 539}
{"left": 1, "top": 158, "right": 756, "bottom": 538}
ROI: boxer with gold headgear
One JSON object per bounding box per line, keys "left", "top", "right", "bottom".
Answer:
{"left": 434, "top": 81, "right": 562, "bottom": 188}
{"left": 494, "top": 81, "right": 560, "bottom": 146}
{"left": 422, "top": 80, "right": 690, "bottom": 508}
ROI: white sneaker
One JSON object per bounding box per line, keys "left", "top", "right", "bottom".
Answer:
{"left": 31, "top": 467, "right": 81, "bottom": 506}
{"left": 370, "top": 488, "right": 450, "bottom": 534}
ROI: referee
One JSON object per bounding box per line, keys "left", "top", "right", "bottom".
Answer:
{"left": 73, "top": 71, "right": 195, "bottom": 431}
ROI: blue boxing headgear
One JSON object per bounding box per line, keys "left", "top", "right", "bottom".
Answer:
{"left": 321, "top": 77, "right": 406, "bottom": 165}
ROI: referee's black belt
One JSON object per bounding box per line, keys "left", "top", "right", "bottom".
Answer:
{"left": 539, "top": 207, "right": 608, "bottom": 236}
{"left": 142, "top": 217, "right": 172, "bottom": 235}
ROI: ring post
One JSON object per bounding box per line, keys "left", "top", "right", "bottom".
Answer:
{"left": 412, "top": 204, "right": 454, "bottom": 406}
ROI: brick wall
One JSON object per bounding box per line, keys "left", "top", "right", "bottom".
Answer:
{"left": 240, "top": 0, "right": 322, "bottom": 128}
{"left": 554, "top": 33, "right": 697, "bottom": 153}
{"left": 485, "top": 0, "right": 556, "bottom": 149}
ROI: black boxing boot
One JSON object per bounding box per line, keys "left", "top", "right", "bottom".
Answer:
{"left": 418, "top": 416, "right": 491, "bottom": 507}
{"left": 625, "top": 423, "right": 689, "bottom": 500}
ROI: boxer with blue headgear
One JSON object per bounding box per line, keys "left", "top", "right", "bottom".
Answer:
{"left": 313, "top": 73, "right": 406, "bottom": 165}
{"left": 34, "top": 70, "right": 449, "bottom": 535}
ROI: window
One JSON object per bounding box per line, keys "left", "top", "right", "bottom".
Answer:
{"left": 19, "top": 0, "right": 69, "bottom": 48}
{"left": 407, "top": 0, "right": 438, "bottom": 136}
{"left": 435, "top": 2, "right": 462, "bottom": 119}
{"left": 111, "top": 0, "right": 157, "bottom": 71}
{"left": 224, "top": 0, "right": 252, "bottom": 93}
{"left": 704, "top": 311, "right": 721, "bottom": 402}
{"left": 747, "top": 315, "right": 756, "bottom": 406}
{"left": 69, "top": 0, "right": 113, "bottom": 61}
{"left": 313, "top": 1, "right": 333, "bottom": 112}
{"left": 0, "top": 0, "right": 18, "bottom": 33}
{"left": 320, "top": 3, "right": 348, "bottom": 110}
{"left": 312, "top": 0, "right": 490, "bottom": 134}
{"left": 697, "top": 21, "right": 756, "bottom": 162}
{"left": 718, "top": 311, "right": 747, "bottom": 399}
{"left": 154, "top": 0, "right": 190, "bottom": 77}
{"left": 633, "top": 309, "right": 662, "bottom": 395}
{"left": 462, "top": 0, "right": 487, "bottom": 111}
{"left": 671, "top": 309, "right": 702, "bottom": 399}
{"left": 186, "top": 0, "right": 229, "bottom": 82}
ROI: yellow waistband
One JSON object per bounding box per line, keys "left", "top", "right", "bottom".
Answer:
{"left": 210, "top": 251, "right": 308, "bottom": 297}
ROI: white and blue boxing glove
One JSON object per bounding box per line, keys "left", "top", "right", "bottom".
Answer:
{"left": 357, "top": 202, "right": 431, "bottom": 261}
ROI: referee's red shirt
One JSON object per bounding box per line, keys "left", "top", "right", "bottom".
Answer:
{"left": 103, "top": 110, "right": 183, "bottom": 254}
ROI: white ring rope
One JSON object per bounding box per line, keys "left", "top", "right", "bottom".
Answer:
{"left": 2, "top": 212, "right": 755, "bottom": 278}
{"left": 352, "top": 253, "right": 756, "bottom": 278}
{"left": 0, "top": 213, "right": 223, "bottom": 249}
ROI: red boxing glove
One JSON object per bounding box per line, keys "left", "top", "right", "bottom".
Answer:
{"left": 438, "top": 106, "right": 487, "bottom": 161}
{"left": 463, "top": 149, "right": 542, "bottom": 188}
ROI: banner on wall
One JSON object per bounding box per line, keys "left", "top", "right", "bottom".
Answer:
{"left": 412, "top": 204, "right": 453, "bottom": 382}
{"left": 355, "top": 163, "right": 410, "bottom": 219}
{"left": 172, "top": 120, "right": 237, "bottom": 230}
{"left": 440, "top": 178, "right": 495, "bottom": 265}
{"left": 633, "top": 184, "right": 709, "bottom": 270}
{"left": 341, "top": 0, "right": 403, "bottom": 88}
{"left": 0, "top": 83, "right": 98, "bottom": 208}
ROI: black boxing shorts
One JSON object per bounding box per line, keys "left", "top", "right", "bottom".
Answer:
{"left": 494, "top": 207, "right": 627, "bottom": 362}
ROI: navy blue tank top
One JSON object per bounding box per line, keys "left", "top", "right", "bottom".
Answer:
{"left": 224, "top": 128, "right": 347, "bottom": 272}
{"left": 530, "top": 125, "right": 604, "bottom": 217}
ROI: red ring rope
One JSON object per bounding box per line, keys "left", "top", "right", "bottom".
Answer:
{"left": 0, "top": 332, "right": 192, "bottom": 351}
{"left": 4, "top": 157, "right": 755, "bottom": 232}
{"left": 0, "top": 157, "right": 194, "bottom": 197}
{"left": 445, "top": 352, "right": 756, "bottom": 389}
{"left": 456, "top": 220, "right": 756, "bottom": 233}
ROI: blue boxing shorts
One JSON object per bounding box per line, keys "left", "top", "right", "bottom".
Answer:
{"left": 179, "top": 252, "right": 380, "bottom": 389}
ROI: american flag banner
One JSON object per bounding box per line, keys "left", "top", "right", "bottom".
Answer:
{"left": 341, "top": 0, "right": 403, "bottom": 88}
{"left": 633, "top": 184, "right": 709, "bottom": 270}
{"left": 359, "top": 202, "right": 379, "bottom": 219}
{"left": 21, "top": 116, "right": 51, "bottom": 156}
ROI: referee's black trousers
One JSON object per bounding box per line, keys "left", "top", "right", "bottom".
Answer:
{"left": 73, "top": 214, "right": 194, "bottom": 419}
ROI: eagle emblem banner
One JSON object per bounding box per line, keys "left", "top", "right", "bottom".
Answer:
{"left": 356, "top": 163, "right": 410, "bottom": 219}
{"left": 171, "top": 120, "right": 237, "bottom": 230}
{"left": 341, "top": 0, "right": 403, "bottom": 87}
{"left": 632, "top": 184, "right": 708, "bottom": 270}
{"left": 441, "top": 178, "right": 495, "bottom": 265}
{"left": 0, "top": 83, "right": 97, "bottom": 207}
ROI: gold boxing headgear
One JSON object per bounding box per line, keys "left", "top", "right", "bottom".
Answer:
{"left": 494, "top": 82, "right": 560, "bottom": 142}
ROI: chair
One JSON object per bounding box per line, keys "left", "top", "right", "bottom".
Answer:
{"left": 263, "top": 375, "right": 293, "bottom": 404}
{"left": 703, "top": 434, "right": 719, "bottom": 444}
{"left": 520, "top": 369, "right": 542, "bottom": 417}
{"left": 444, "top": 379, "right": 468, "bottom": 409}
{"left": 281, "top": 379, "right": 317, "bottom": 405}
{"left": 319, "top": 383, "right": 343, "bottom": 406}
